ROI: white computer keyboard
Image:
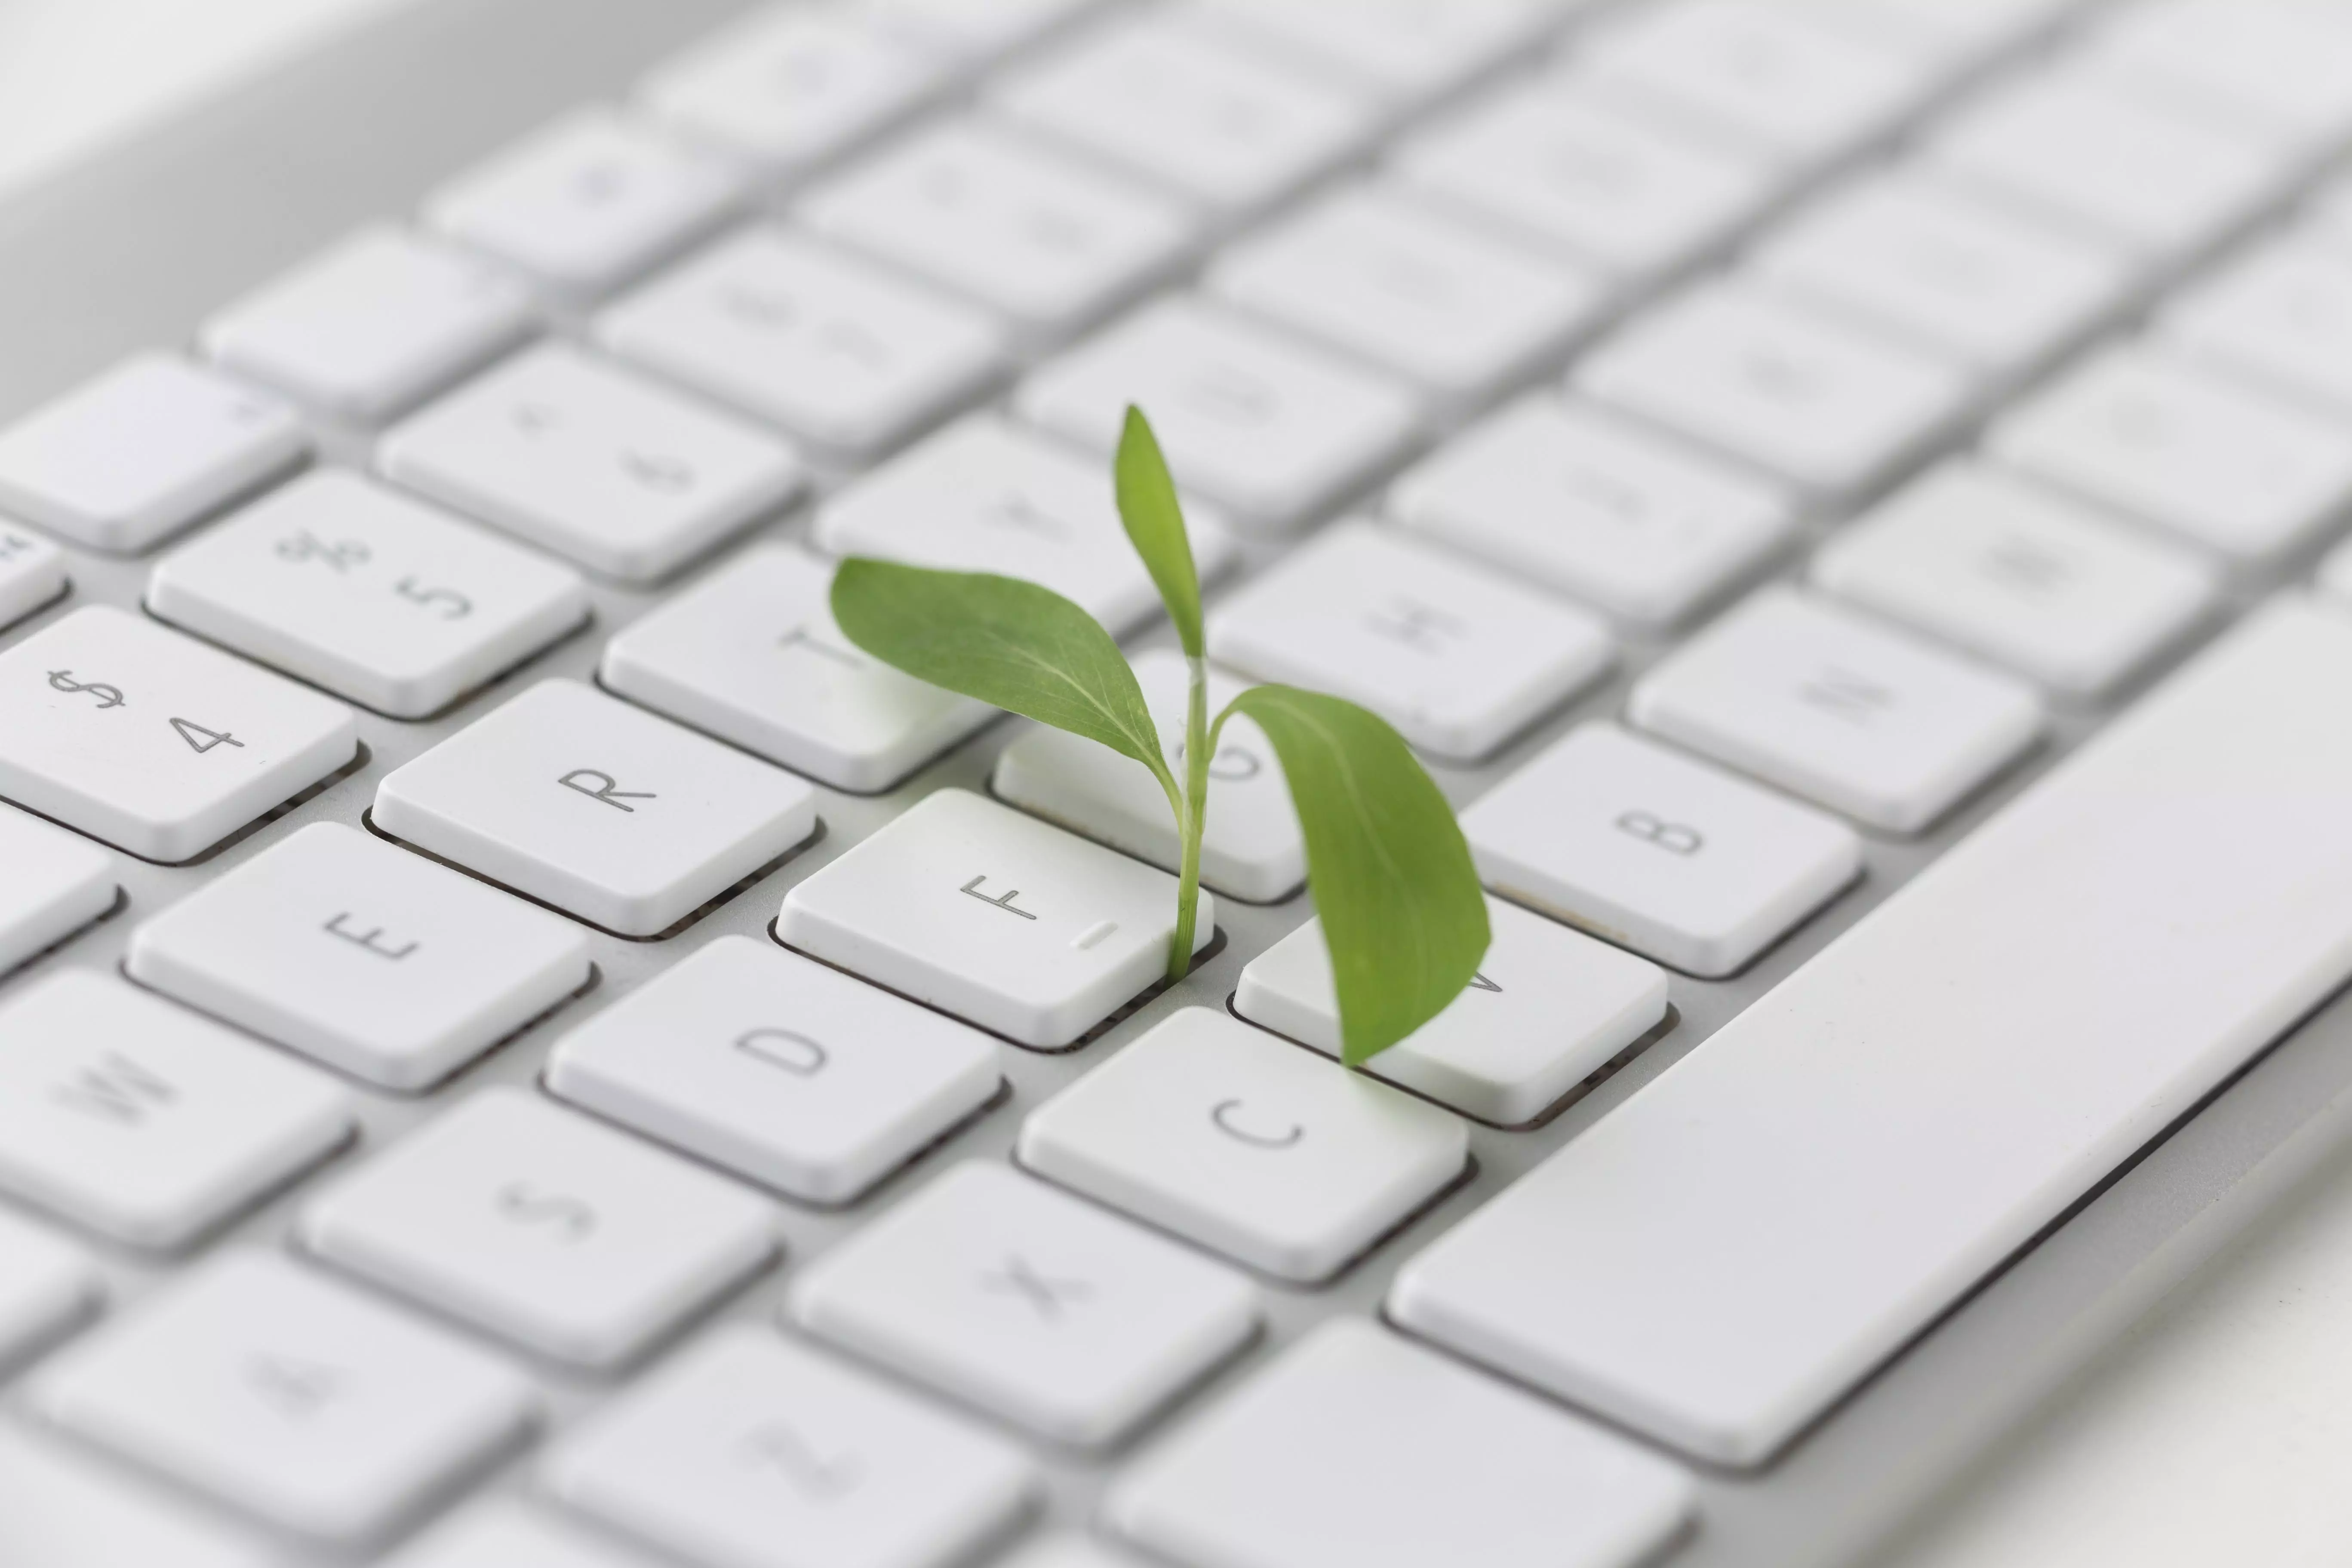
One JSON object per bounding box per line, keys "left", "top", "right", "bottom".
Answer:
{"left": 9, "top": 0, "right": 2352, "bottom": 1564}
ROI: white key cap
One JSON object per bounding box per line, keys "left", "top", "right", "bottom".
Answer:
{"left": 597, "top": 228, "right": 1008, "bottom": 461}
{"left": 1388, "top": 397, "right": 1794, "bottom": 628}
{"left": 544, "top": 1326, "right": 1036, "bottom": 1568}
{"left": 202, "top": 227, "right": 535, "bottom": 422}
{"left": 0, "top": 606, "right": 357, "bottom": 862}
{"left": 1205, "top": 183, "right": 1606, "bottom": 406}
{"left": 0, "top": 525, "right": 64, "bottom": 628}
{"left": 1831, "top": 0, "right": 2073, "bottom": 62}
{"left": 383, "top": 1500, "right": 658, "bottom": 1568}
{"left": 1392, "top": 82, "right": 1774, "bottom": 277}
{"left": 990, "top": 13, "right": 1376, "bottom": 217}
{"left": 1395, "top": 598, "right": 2352, "bottom": 1463}
{"left": 426, "top": 109, "right": 744, "bottom": 300}
{"left": 1017, "top": 298, "right": 1421, "bottom": 531}
{"left": 1813, "top": 463, "right": 2218, "bottom": 698}
{"left": 1239, "top": 896, "right": 1667, "bottom": 1126}
{"left": 0, "top": 971, "right": 351, "bottom": 1247}
{"left": 867, "top": 0, "right": 1100, "bottom": 66}
{"left": 374, "top": 678, "right": 817, "bottom": 937}
{"left": 601, "top": 542, "right": 989, "bottom": 792}
{"left": 1631, "top": 587, "right": 2042, "bottom": 833}
{"left": 32, "top": 1251, "right": 534, "bottom": 1542}
{"left": 0, "top": 803, "right": 114, "bottom": 976}
{"left": 2161, "top": 233, "right": 2352, "bottom": 415}
{"left": 801, "top": 120, "right": 1198, "bottom": 339}
{"left": 126, "top": 822, "right": 592, "bottom": 1091}
{"left": 0, "top": 354, "right": 304, "bottom": 553}
{"left": 1208, "top": 520, "right": 1614, "bottom": 761}
{"left": 1194, "top": 0, "right": 1568, "bottom": 105}
{"left": 301, "top": 1088, "right": 775, "bottom": 1368}
{"left": 1001, "top": 1537, "right": 1147, "bottom": 1568}
{"left": 814, "top": 414, "right": 1236, "bottom": 636}
{"left": 1574, "top": 281, "right": 1970, "bottom": 500}
{"left": 1464, "top": 722, "right": 1860, "bottom": 977}
{"left": 0, "top": 1209, "right": 96, "bottom": 1367}
{"left": 640, "top": 8, "right": 944, "bottom": 179}
{"left": 994, "top": 649, "right": 1304, "bottom": 903}
{"left": 2087, "top": 0, "right": 2352, "bottom": 153}
{"left": 0, "top": 1424, "right": 278, "bottom": 1568}
{"left": 779, "top": 789, "right": 1212, "bottom": 1049}
{"left": 147, "top": 469, "right": 589, "bottom": 717}
{"left": 789, "top": 1161, "right": 1259, "bottom": 1446}
{"left": 1989, "top": 345, "right": 2352, "bottom": 564}
{"left": 546, "top": 935, "right": 1000, "bottom": 1205}
{"left": 1018, "top": 1008, "right": 1466, "bottom": 1282}
{"left": 1750, "top": 172, "right": 2132, "bottom": 375}
{"left": 1107, "top": 1321, "right": 1693, "bottom": 1568}
{"left": 380, "top": 343, "right": 805, "bottom": 583}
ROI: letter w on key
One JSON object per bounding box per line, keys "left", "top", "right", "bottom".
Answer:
{"left": 53, "top": 1052, "right": 178, "bottom": 1124}
{"left": 559, "top": 769, "right": 657, "bottom": 812}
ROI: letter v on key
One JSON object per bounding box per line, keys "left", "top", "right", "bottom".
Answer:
{"left": 559, "top": 769, "right": 657, "bottom": 812}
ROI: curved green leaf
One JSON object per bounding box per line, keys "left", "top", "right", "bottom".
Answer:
{"left": 1114, "top": 406, "right": 1204, "bottom": 660}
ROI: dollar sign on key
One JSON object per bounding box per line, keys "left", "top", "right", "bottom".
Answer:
{"left": 47, "top": 670, "right": 125, "bottom": 709}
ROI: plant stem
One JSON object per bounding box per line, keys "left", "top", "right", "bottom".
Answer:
{"left": 1168, "top": 654, "right": 1210, "bottom": 983}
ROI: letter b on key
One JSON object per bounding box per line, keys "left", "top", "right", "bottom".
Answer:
{"left": 1616, "top": 809, "right": 1703, "bottom": 858}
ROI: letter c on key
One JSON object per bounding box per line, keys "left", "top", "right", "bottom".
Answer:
{"left": 736, "top": 1028, "right": 828, "bottom": 1076}
{"left": 1210, "top": 1098, "right": 1303, "bottom": 1150}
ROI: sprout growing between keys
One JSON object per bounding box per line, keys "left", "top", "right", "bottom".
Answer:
{"left": 830, "top": 407, "right": 1490, "bottom": 1065}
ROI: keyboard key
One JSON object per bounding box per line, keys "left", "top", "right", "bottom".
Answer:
{"left": 1813, "top": 463, "right": 2218, "bottom": 698}
{"left": 1392, "top": 597, "right": 2352, "bottom": 1464}
{"left": 32, "top": 1251, "right": 534, "bottom": 1543}
{"left": 1001, "top": 1538, "right": 1147, "bottom": 1568}
{"left": 301, "top": 1088, "right": 775, "bottom": 1368}
{"left": 1989, "top": 345, "right": 2352, "bottom": 564}
{"left": 203, "top": 226, "right": 534, "bottom": 421}
{"left": 0, "top": 1208, "right": 96, "bottom": 1368}
{"left": 801, "top": 120, "right": 1198, "bottom": 339}
{"left": 546, "top": 935, "right": 1000, "bottom": 1205}
{"left": 383, "top": 1500, "right": 659, "bottom": 1568}
{"left": 994, "top": 649, "right": 1305, "bottom": 903}
{"left": 0, "top": 354, "right": 304, "bottom": 553}
{"left": 0, "top": 1424, "right": 277, "bottom": 1568}
{"left": 601, "top": 542, "right": 990, "bottom": 792}
{"left": 147, "top": 468, "right": 589, "bottom": 717}
{"left": 1017, "top": 298, "right": 1421, "bottom": 531}
{"left": 1631, "top": 587, "right": 2042, "bottom": 833}
{"left": 2160, "top": 233, "right": 2352, "bottom": 415}
{"left": 0, "top": 525, "right": 64, "bottom": 628}
{"left": 1463, "top": 722, "right": 1861, "bottom": 977}
{"left": 789, "top": 1161, "right": 1259, "bottom": 1446}
{"left": 1238, "top": 895, "right": 1667, "bottom": 1125}
{"left": 0, "top": 605, "right": 357, "bottom": 862}
{"left": 1208, "top": 520, "right": 1614, "bottom": 761}
{"left": 1832, "top": 0, "right": 2074, "bottom": 63}
{"left": 779, "top": 789, "right": 1213, "bottom": 1049}
{"left": 990, "top": 13, "right": 1376, "bottom": 217}
{"left": 2087, "top": 0, "right": 2352, "bottom": 153}
{"left": 867, "top": 0, "right": 1100, "bottom": 65}
{"left": 0, "top": 803, "right": 114, "bottom": 976}
{"left": 1205, "top": 183, "right": 1606, "bottom": 406}
{"left": 1576, "top": 282, "right": 1969, "bottom": 500}
{"left": 544, "top": 1325, "right": 1036, "bottom": 1568}
{"left": 380, "top": 342, "right": 805, "bottom": 583}
{"left": 127, "top": 822, "right": 592, "bottom": 1091}
{"left": 1194, "top": 0, "right": 1569, "bottom": 105}
{"left": 1388, "top": 397, "right": 1794, "bottom": 628}
{"left": 1020, "top": 1007, "right": 1466, "bottom": 1282}
{"left": 813, "top": 414, "right": 1237, "bottom": 637}
{"left": 1106, "top": 1321, "right": 1693, "bottom": 1568}
{"left": 597, "top": 228, "right": 1008, "bottom": 461}
{"left": 374, "top": 678, "right": 817, "bottom": 937}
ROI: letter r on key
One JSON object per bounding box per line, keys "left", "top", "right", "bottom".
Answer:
{"left": 559, "top": 769, "right": 657, "bottom": 812}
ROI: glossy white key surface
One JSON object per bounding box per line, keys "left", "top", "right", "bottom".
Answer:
{"left": 2088, "top": 0, "right": 2352, "bottom": 152}
{"left": 1209, "top": 521, "right": 1613, "bottom": 762}
{"left": 1019, "top": 1008, "right": 1466, "bottom": 1282}
{"left": 426, "top": 109, "right": 744, "bottom": 299}
{"left": 1463, "top": 722, "right": 1861, "bottom": 977}
{"left": 1107, "top": 1320, "right": 1694, "bottom": 1568}
{"left": 202, "top": 226, "right": 534, "bottom": 422}
{"left": 127, "top": 822, "right": 592, "bottom": 1091}
{"left": 547, "top": 935, "right": 1001, "bottom": 1205}
{"left": 0, "top": 1207, "right": 95, "bottom": 1367}
{"left": 380, "top": 342, "right": 804, "bottom": 584}
{"left": 1239, "top": 897, "right": 1667, "bottom": 1126}
{"left": 383, "top": 1500, "right": 659, "bottom": 1568}
{"left": 0, "top": 1424, "right": 278, "bottom": 1568}
{"left": 0, "top": 525, "right": 64, "bottom": 628}
{"left": 374, "top": 678, "right": 817, "bottom": 937}
{"left": 544, "top": 1325, "right": 1036, "bottom": 1568}
{"left": 1196, "top": 0, "right": 1567, "bottom": 105}
{"left": 0, "top": 970, "right": 351, "bottom": 1247}
{"left": 1814, "top": 463, "right": 2218, "bottom": 698}
{"left": 2161, "top": 233, "right": 2352, "bottom": 415}
{"left": 1019, "top": 299, "right": 1421, "bottom": 532}
{"left": 1990, "top": 345, "right": 2352, "bottom": 564}
{"left": 148, "top": 469, "right": 589, "bottom": 717}
{"left": 0, "top": 802, "right": 114, "bottom": 977}
{"left": 994, "top": 650, "right": 1304, "bottom": 903}
{"left": 779, "top": 789, "right": 1213, "bottom": 1049}
{"left": 790, "top": 1161, "right": 1260, "bottom": 1446}
{"left": 32, "top": 1251, "right": 535, "bottom": 1542}
{"left": 0, "top": 605, "right": 357, "bottom": 861}
{"left": 597, "top": 227, "right": 1008, "bottom": 461}
{"left": 1393, "top": 598, "right": 2352, "bottom": 1465}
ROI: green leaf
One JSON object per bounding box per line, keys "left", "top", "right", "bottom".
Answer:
{"left": 1216, "top": 686, "right": 1490, "bottom": 1066}
{"left": 1114, "top": 406, "right": 1204, "bottom": 660}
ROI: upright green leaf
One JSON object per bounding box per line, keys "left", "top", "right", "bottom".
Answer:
{"left": 1114, "top": 406, "right": 1204, "bottom": 659}
{"left": 1217, "top": 685, "right": 1490, "bottom": 1065}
